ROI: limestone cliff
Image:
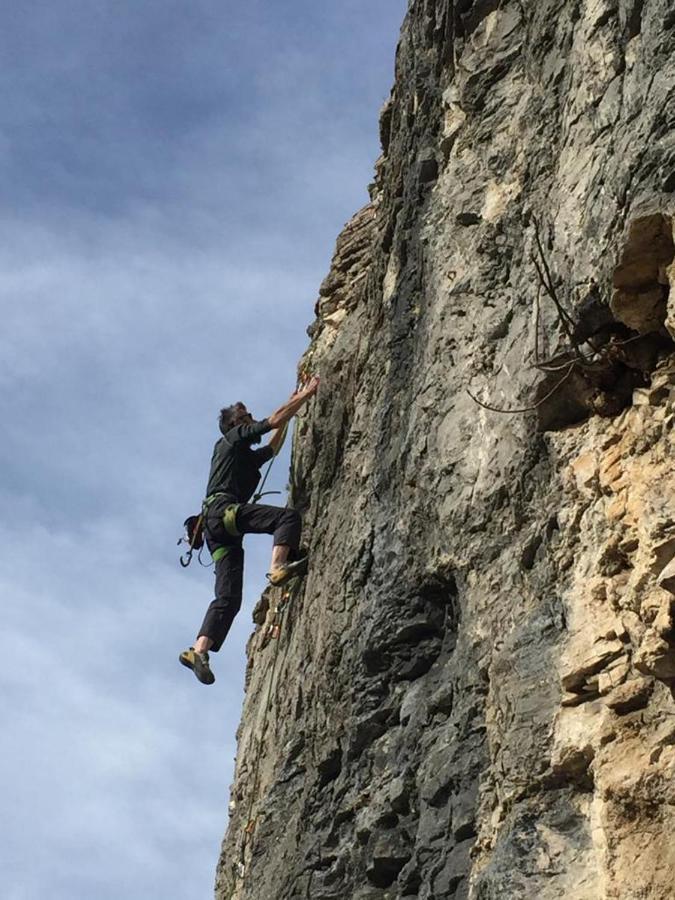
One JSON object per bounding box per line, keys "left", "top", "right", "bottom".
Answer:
{"left": 216, "top": 1, "right": 675, "bottom": 897}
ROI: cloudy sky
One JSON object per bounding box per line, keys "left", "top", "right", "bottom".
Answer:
{"left": 0, "top": 2, "right": 407, "bottom": 898}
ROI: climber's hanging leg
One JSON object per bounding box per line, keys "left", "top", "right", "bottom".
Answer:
{"left": 179, "top": 540, "right": 245, "bottom": 684}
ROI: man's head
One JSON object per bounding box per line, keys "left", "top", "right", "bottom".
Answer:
{"left": 219, "top": 402, "right": 253, "bottom": 435}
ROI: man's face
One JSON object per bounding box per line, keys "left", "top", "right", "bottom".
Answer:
{"left": 234, "top": 403, "right": 254, "bottom": 425}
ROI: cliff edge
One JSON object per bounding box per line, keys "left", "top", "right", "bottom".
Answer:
{"left": 217, "top": 1, "right": 675, "bottom": 897}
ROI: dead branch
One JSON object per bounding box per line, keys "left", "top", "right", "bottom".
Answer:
{"left": 466, "top": 361, "right": 576, "bottom": 414}
{"left": 534, "top": 282, "right": 543, "bottom": 365}
{"left": 532, "top": 222, "right": 591, "bottom": 363}
{"left": 466, "top": 218, "right": 647, "bottom": 418}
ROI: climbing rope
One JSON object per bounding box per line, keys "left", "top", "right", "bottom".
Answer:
{"left": 234, "top": 374, "right": 313, "bottom": 880}
{"left": 236, "top": 575, "right": 305, "bottom": 880}
{"left": 252, "top": 370, "right": 313, "bottom": 503}
{"left": 252, "top": 420, "right": 289, "bottom": 503}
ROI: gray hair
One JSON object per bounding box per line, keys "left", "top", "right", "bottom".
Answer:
{"left": 218, "top": 402, "right": 245, "bottom": 435}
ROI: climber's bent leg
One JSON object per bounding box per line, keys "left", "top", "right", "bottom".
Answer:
{"left": 271, "top": 543, "right": 291, "bottom": 567}
{"left": 235, "top": 503, "right": 302, "bottom": 551}
{"left": 234, "top": 503, "right": 304, "bottom": 583}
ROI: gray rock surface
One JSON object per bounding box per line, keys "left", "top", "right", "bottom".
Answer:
{"left": 215, "top": 1, "right": 675, "bottom": 897}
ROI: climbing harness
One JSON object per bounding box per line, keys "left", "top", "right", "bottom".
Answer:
{"left": 203, "top": 495, "right": 242, "bottom": 564}
{"left": 236, "top": 574, "right": 305, "bottom": 880}
{"left": 209, "top": 498, "right": 241, "bottom": 538}
{"left": 178, "top": 496, "right": 241, "bottom": 568}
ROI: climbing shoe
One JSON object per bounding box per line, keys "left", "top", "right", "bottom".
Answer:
{"left": 179, "top": 647, "right": 215, "bottom": 685}
{"left": 266, "top": 556, "right": 308, "bottom": 586}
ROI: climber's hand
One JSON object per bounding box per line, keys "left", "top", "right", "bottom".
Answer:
{"left": 302, "top": 375, "right": 320, "bottom": 397}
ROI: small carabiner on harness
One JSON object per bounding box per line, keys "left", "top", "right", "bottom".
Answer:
{"left": 179, "top": 548, "right": 194, "bottom": 567}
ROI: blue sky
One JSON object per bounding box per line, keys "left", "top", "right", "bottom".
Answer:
{"left": 0, "top": 2, "right": 407, "bottom": 898}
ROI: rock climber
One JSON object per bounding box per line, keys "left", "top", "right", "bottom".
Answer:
{"left": 179, "top": 376, "right": 320, "bottom": 685}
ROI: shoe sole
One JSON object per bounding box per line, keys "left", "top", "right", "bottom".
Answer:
{"left": 179, "top": 652, "right": 215, "bottom": 685}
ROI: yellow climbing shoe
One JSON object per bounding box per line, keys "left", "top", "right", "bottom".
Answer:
{"left": 266, "top": 557, "right": 308, "bottom": 586}
{"left": 179, "top": 647, "right": 215, "bottom": 685}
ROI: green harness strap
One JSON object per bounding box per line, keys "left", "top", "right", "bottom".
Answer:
{"left": 222, "top": 503, "right": 240, "bottom": 537}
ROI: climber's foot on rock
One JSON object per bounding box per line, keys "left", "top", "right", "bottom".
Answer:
{"left": 267, "top": 556, "right": 308, "bottom": 586}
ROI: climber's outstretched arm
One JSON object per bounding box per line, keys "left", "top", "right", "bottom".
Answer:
{"left": 268, "top": 376, "right": 320, "bottom": 429}
{"left": 267, "top": 426, "right": 287, "bottom": 456}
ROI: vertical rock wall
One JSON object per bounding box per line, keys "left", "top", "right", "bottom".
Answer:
{"left": 216, "top": 1, "right": 675, "bottom": 897}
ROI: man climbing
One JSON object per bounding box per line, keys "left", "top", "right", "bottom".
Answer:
{"left": 179, "top": 375, "right": 320, "bottom": 685}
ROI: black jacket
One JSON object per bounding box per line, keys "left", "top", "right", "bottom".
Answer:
{"left": 205, "top": 419, "right": 274, "bottom": 503}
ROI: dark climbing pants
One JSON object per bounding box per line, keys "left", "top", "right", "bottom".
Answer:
{"left": 197, "top": 501, "right": 302, "bottom": 652}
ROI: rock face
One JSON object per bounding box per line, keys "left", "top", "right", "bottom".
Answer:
{"left": 216, "top": 2, "right": 675, "bottom": 898}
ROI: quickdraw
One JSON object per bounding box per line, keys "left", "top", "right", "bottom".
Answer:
{"left": 259, "top": 585, "right": 293, "bottom": 649}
